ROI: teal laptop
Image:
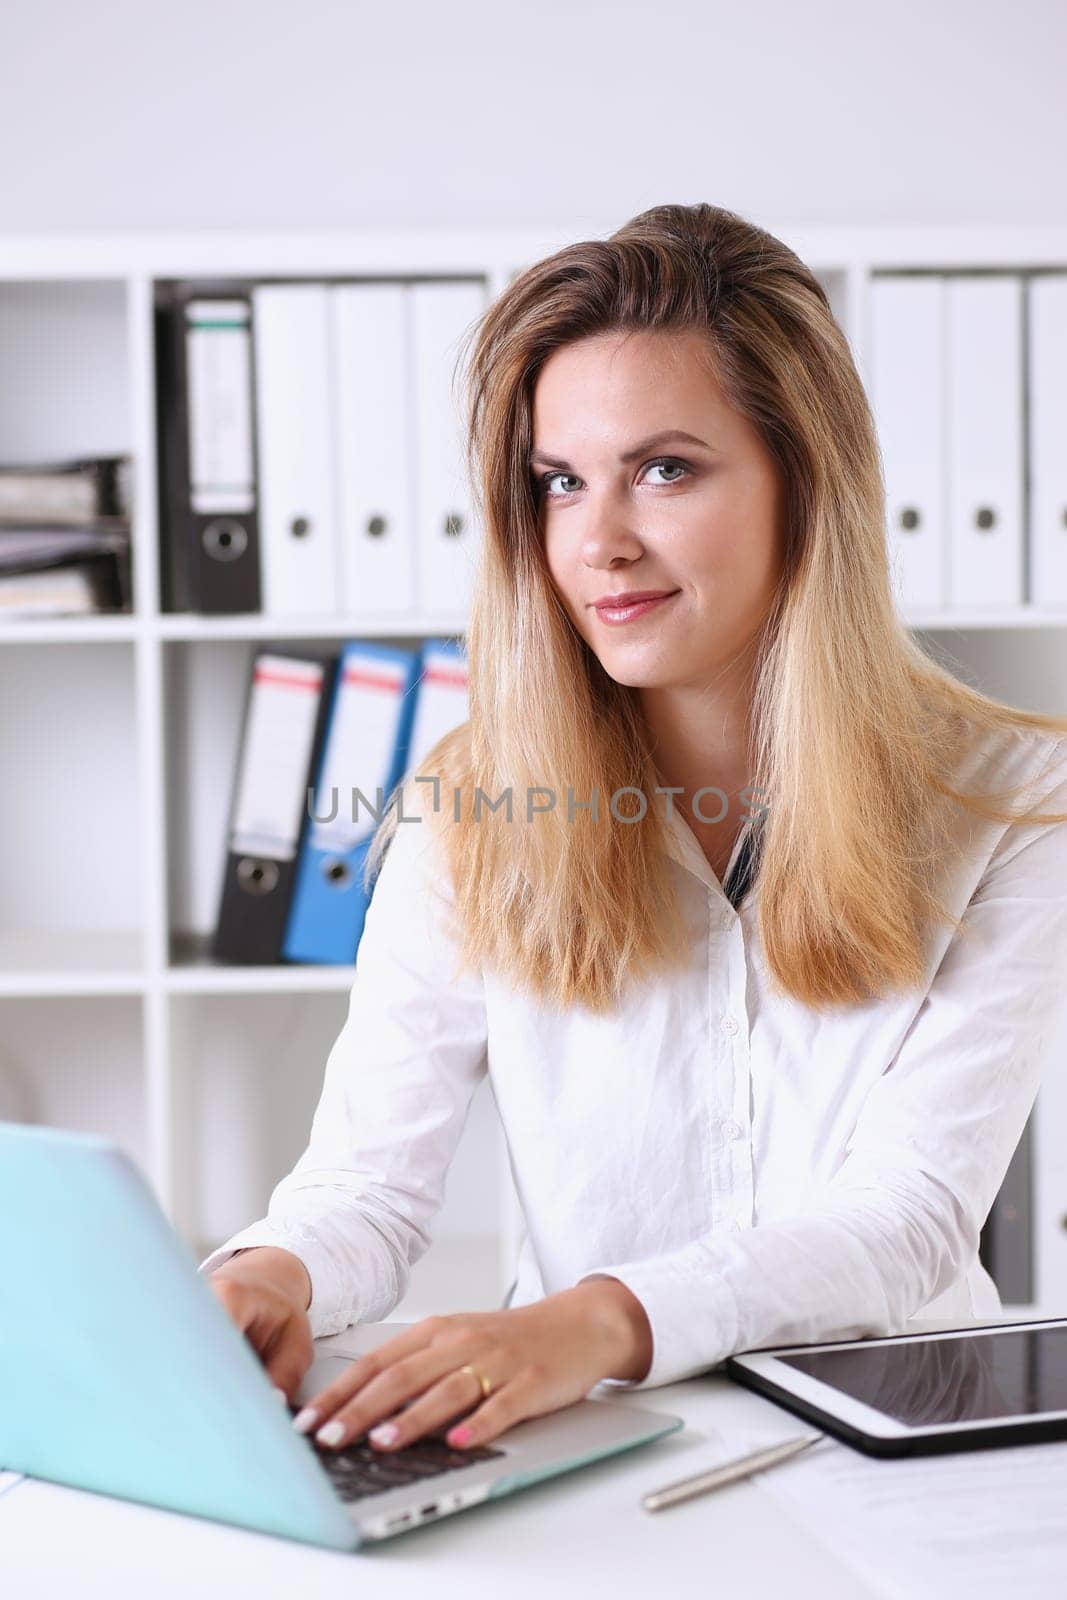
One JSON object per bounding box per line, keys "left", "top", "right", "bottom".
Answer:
{"left": 0, "top": 1122, "right": 683, "bottom": 1549}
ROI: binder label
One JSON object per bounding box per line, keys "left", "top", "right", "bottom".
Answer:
{"left": 186, "top": 300, "right": 256, "bottom": 516}
{"left": 231, "top": 655, "right": 325, "bottom": 859}
{"left": 309, "top": 660, "right": 409, "bottom": 853}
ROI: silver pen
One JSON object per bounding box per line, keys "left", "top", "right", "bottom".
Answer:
{"left": 642, "top": 1432, "right": 822, "bottom": 1512}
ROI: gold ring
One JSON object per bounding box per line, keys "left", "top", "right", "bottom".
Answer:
{"left": 460, "top": 1363, "right": 493, "bottom": 1399}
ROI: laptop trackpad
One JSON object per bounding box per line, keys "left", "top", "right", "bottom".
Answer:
{"left": 297, "top": 1353, "right": 362, "bottom": 1407}
{"left": 297, "top": 1325, "right": 418, "bottom": 1406}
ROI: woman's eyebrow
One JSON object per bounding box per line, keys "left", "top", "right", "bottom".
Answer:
{"left": 528, "top": 429, "right": 712, "bottom": 470}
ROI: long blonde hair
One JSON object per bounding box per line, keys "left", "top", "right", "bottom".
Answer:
{"left": 369, "top": 201, "right": 1067, "bottom": 1014}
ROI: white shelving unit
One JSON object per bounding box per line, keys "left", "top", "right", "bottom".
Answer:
{"left": 2, "top": 222, "right": 1067, "bottom": 1323}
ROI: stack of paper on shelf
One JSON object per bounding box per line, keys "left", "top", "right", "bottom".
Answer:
{"left": 0, "top": 455, "right": 133, "bottom": 617}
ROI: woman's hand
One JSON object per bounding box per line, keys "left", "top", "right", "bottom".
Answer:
{"left": 292, "top": 1278, "right": 652, "bottom": 1455}
{"left": 207, "top": 1247, "right": 316, "bottom": 1402}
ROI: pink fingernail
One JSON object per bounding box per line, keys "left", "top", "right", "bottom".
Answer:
{"left": 369, "top": 1422, "right": 400, "bottom": 1448}
{"left": 447, "top": 1425, "right": 472, "bottom": 1447}
{"left": 292, "top": 1407, "right": 320, "bottom": 1434}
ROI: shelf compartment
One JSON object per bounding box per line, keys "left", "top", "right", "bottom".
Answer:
{"left": 0, "top": 995, "right": 148, "bottom": 1177}
{"left": 0, "top": 929, "right": 144, "bottom": 996}
{"left": 0, "top": 642, "right": 143, "bottom": 955}
{"left": 167, "top": 931, "right": 355, "bottom": 993}
{"left": 0, "top": 278, "right": 130, "bottom": 463}
{"left": 168, "top": 989, "right": 359, "bottom": 1254}
{"left": 162, "top": 633, "right": 458, "bottom": 961}
{"left": 169, "top": 990, "right": 516, "bottom": 1317}
{"left": 0, "top": 278, "right": 135, "bottom": 631}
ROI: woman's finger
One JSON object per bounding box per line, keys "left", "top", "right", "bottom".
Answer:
{"left": 311, "top": 1343, "right": 494, "bottom": 1449}
{"left": 363, "top": 1365, "right": 528, "bottom": 1453}
{"left": 260, "top": 1319, "right": 314, "bottom": 1400}
{"left": 293, "top": 1315, "right": 452, "bottom": 1432}
{"left": 216, "top": 1280, "right": 314, "bottom": 1399}
{"left": 441, "top": 1368, "right": 544, "bottom": 1451}
{"left": 353, "top": 1367, "right": 496, "bottom": 1453}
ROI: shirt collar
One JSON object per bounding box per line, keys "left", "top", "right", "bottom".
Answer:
{"left": 660, "top": 802, "right": 763, "bottom": 905}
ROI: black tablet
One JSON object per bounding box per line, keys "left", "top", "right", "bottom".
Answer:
{"left": 726, "top": 1316, "right": 1067, "bottom": 1457}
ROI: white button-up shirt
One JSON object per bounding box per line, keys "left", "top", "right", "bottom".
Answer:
{"left": 199, "top": 724, "right": 1067, "bottom": 1392}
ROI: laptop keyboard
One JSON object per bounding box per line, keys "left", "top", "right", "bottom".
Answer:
{"left": 290, "top": 1407, "right": 506, "bottom": 1503}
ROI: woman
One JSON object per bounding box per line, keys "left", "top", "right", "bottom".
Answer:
{"left": 202, "top": 202, "right": 1067, "bottom": 1460}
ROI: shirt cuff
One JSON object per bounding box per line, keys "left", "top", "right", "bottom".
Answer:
{"left": 577, "top": 1256, "right": 741, "bottom": 1390}
{"left": 196, "top": 1220, "right": 353, "bottom": 1339}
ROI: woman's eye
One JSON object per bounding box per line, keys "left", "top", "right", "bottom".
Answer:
{"left": 535, "top": 459, "right": 691, "bottom": 498}
{"left": 540, "top": 471, "right": 581, "bottom": 496}
{"left": 644, "top": 459, "right": 690, "bottom": 485}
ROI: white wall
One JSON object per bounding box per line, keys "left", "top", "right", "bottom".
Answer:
{"left": 0, "top": 0, "right": 1064, "bottom": 233}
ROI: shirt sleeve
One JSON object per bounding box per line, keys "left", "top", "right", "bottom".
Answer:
{"left": 196, "top": 799, "right": 489, "bottom": 1338}
{"left": 580, "top": 750, "right": 1067, "bottom": 1391}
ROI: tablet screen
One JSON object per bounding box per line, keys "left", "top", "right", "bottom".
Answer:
{"left": 778, "top": 1325, "right": 1067, "bottom": 1425}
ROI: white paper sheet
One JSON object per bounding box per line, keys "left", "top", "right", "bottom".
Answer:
{"left": 730, "top": 1421, "right": 1067, "bottom": 1600}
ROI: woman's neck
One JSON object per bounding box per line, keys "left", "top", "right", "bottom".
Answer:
{"left": 640, "top": 677, "right": 756, "bottom": 879}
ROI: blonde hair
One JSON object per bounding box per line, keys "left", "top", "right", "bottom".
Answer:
{"left": 368, "top": 201, "right": 1067, "bottom": 1015}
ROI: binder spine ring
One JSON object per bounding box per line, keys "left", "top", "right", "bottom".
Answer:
{"left": 202, "top": 519, "right": 249, "bottom": 563}
{"left": 236, "top": 857, "right": 280, "bottom": 895}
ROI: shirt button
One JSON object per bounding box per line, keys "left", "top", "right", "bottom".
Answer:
{"left": 722, "top": 1118, "right": 743, "bottom": 1141}
{"left": 722, "top": 1015, "right": 739, "bottom": 1036}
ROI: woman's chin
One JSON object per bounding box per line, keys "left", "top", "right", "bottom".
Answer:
{"left": 597, "top": 660, "right": 682, "bottom": 691}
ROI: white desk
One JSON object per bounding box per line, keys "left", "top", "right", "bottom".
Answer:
{"left": 0, "top": 1313, "right": 1045, "bottom": 1600}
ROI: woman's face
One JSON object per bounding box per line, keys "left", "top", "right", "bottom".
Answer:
{"left": 533, "top": 327, "right": 787, "bottom": 692}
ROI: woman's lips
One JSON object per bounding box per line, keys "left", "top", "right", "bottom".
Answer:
{"left": 592, "top": 591, "right": 679, "bottom": 625}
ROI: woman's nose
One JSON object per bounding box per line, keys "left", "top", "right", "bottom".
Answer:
{"left": 579, "top": 491, "right": 644, "bottom": 568}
